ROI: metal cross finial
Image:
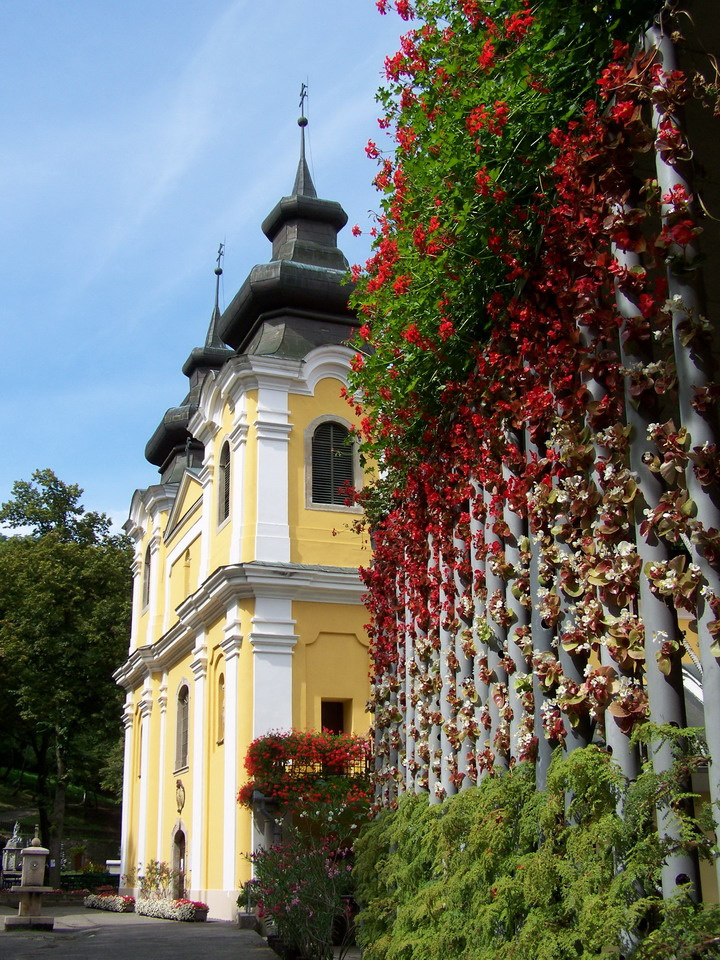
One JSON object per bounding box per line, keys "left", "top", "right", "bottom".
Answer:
{"left": 215, "top": 242, "right": 225, "bottom": 274}
{"left": 299, "top": 82, "right": 308, "bottom": 119}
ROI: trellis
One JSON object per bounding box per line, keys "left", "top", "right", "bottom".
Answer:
{"left": 363, "top": 12, "right": 720, "bottom": 900}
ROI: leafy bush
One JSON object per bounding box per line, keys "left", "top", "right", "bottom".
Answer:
{"left": 354, "top": 742, "right": 720, "bottom": 959}
{"left": 252, "top": 818, "right": 356, "bottom": 960}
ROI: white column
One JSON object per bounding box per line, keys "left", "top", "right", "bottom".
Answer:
{"left": 155, "top": 675, "right": 168, "bottom": 861}
{"left": 221, "top": 613, "right": 243, "bottom": 891}
{"left": 198, "top": 457, "right": 215, "bottom": 582}
{"left": 119, "top": 692, "right": 135, "bottom": 885}
{"left": 136, "top": 682, "right": 153, "bottom": 870}
{"left": 254, "top": 385, "right": 292, "bottom": 562}
{"left": 145, "top": 532, "right": 161, "bottom": 644}
{"left": 189, "top": 633, "right": 208, "bottom": 895}
{"left": 249, "top": 595, "right": 298, "bottom": 736}
{"left": 129, "top": 551, "right": 142, "bottom": 650}
{"left": 229, "top": 421, "right": 249, "bottom": 564}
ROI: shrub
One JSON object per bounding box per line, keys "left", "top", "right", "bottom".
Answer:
{"left": 354, "top": 742, "right": 720, "bottom": 960}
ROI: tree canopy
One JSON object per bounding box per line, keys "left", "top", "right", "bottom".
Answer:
{"left": 0, "top": 469, "right": 132, "bottom": 881}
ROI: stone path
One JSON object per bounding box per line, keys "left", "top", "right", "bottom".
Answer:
{"left": 0, "top": 905, "right": 279, "bottom": 960}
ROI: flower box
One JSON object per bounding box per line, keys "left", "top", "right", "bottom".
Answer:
{"left": 84, "top": 893, "right": 136, "bottom": 913}
{"left": 136, "top": 896, "right": 209, "bottom": 922}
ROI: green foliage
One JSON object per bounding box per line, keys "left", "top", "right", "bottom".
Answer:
{"left": 0, "top": 467, "right": 112, "bottom": 542}
{"left": 350, "top": 0, "right": 658, "bottom": 478}
{"left": 0, "top": 469, "right": 132, "bottom": 879}
{"left": 252, "top": 822, "right": 356, "bottom": 960}
{"left": 354, "top": 743, "right": 720, "bottom": 960}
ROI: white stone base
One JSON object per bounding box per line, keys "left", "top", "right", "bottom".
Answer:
{"left": 190, "top": 888, "right": 240, "bottom": 922}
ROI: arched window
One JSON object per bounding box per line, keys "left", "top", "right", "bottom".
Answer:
{"left": 218, "top": 441, "right": 231, "bottom": 523}
{"left": 311, "top": 422, "right": 354, "bottom": 505}
{"left": 175, "top": 685, "right": 189, "bottom": 770}
{"left": 142, "top": 544, "right": 151, "bottom": 609}
{"left": 217, "top": 673, "right": 225, "bottom": 744}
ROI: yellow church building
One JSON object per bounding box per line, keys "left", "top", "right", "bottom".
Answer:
{"left": 114, "top": 125, "right": 371, "bottom": 920}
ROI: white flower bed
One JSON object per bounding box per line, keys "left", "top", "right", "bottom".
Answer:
{"left": 84, "top": 894, "right": 135, "bottom": 913}
{"left": 136, "top": 896, "right": 209, "bottom": 922}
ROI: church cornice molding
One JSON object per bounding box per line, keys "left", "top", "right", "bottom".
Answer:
{"left": 114, "top": 560, "right": 364, "bottom": 690}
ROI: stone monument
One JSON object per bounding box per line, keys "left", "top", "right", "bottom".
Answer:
{"left": 3, "top": 827, "right": 54, "bottom": 931}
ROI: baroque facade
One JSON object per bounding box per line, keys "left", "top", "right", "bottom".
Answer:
{"left": 115, "top": 133, "right": 371, "bottom": 919}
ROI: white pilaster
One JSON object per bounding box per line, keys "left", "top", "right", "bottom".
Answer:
{"left": 145, "top": 532, "right": 161, "bottom": 645}
{"left": 189, "top": 633, "right": 208, "bottom": 894}
{"left": 137, "top": 681, "right": 153, "bottom": 870}
{"left": 198, "top": 455, "right": 215, "bottom": 582}
{"left": 249, "top": 595, "right": 298, "bottom": 736}
{"left": 129, "top": 551, "right": 142, "bottom": 651}
{"left": 254, "top": 385, "right": 292, "bottom": 562}
{"left": 155, "top": 675, "right": 168, "bottom": 861}
{"left": 229, "top": 421, "right": 249, "bottom": 564}
{"left": 221, "top": 611, "right": 243, "bottom": 891}
{"left": 119, "top": 693, "right": 135, "bottom": 883}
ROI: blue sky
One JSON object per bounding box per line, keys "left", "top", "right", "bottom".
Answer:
{"left": 0, "top": 1, "right": 400, "bottom": 527}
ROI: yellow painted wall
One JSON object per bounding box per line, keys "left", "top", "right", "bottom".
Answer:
{"left": 288, "top": 377, "right": 368, "bottom": 568}
{"left": 293, "top": 600, "right": 371, "bottom": 734}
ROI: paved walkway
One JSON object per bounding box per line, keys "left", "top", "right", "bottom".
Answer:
{"left": 0, "top": 905, "right": 279, "bottom": 960}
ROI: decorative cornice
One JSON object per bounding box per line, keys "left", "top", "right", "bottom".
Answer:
{"left": 229, "top": 421, "right": 249, "bottom": 451}
{"left": 249, "top": 630, "right": 299, "bottom": 656}
{"left": 254, "top": 420, "right": 293, "bottom": 442}
{"left": 220, "top": 630, "right": 243, "bottom": 662}
{"left": 114, "top": 560, "right": 364, "bottom": 690}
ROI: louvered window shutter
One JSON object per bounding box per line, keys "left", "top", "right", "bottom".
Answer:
{"left": 218, "top": 443, "right": 230, "bottom": 522}
{"left": 312, "top": 423, "right": 354, "bottom": 504}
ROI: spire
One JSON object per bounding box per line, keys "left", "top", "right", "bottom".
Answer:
{"left": 205, "top": 242, "right": 225, "bottom": 348}
{"left": 292, "top": 83, "right": 317, "bottom": 199}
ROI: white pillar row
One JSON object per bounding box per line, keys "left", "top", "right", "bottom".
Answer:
{"left": 155, "top": 675, "right": 168, "bottom": 862}
{"left": 220, "top": 612, "right": 243, "bottom": 892}
{"left": 189, "top": 632, "right": 208, "bottom": 895}
{"left": 136, "top": 681, "right": 153, "bottom": 871}
{"left": 254, "top": 384, "right": 292, "bottom": 563}
{"left": 229, "top": 420, "right": 249, "bottom": 565}
{"left": 119, "top": 692, "right": 135, "bottom": 884}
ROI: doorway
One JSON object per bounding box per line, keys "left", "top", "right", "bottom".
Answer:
{"left": 172, "top": 829, "right": 186, "bottom": 898}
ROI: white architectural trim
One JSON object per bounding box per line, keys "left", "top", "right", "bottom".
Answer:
{"left": 301, "top": 344, "right": 354, "bottom": 395}
{"left": 144, "top": 533, "right": 162, "bottom": 647}
{"left": 229, "top": 420, "right": 249, "bottom": 564}
{"left": 254, "top": 384, "right": 292, "bottom": 562}
{"left": 189, "top": 633, "right": 208, "bottom": 895}
{"left": 119, "top": 693, "right": 135, "bottom": 882}
{"left": 137, "top": 683, "right": 153, "bottom": 871}
{"left": 155, "top": 675, "right": 169, "bottom": 861}
{"left": 114, "top": 561, "right": 364, "bottom": 691}
{"left": 199, "top": 453, "right": 214, "bottom": 582}
{"left": 250, "top": 596, "right": 298, "bottom": 736}
{"left": 220, "top": 612, "right": 243, "bottom": 891}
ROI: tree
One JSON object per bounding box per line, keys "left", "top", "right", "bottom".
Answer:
{"left": 0, "top": 469, "right": 132, "bottom": 884}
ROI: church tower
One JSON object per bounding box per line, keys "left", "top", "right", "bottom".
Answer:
{"left": 115, "top": 110, "right": 370, "bottom": 919}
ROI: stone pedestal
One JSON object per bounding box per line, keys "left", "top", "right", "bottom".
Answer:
{"left": 3, "top": 831, "right": 54, "bottom": 932}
